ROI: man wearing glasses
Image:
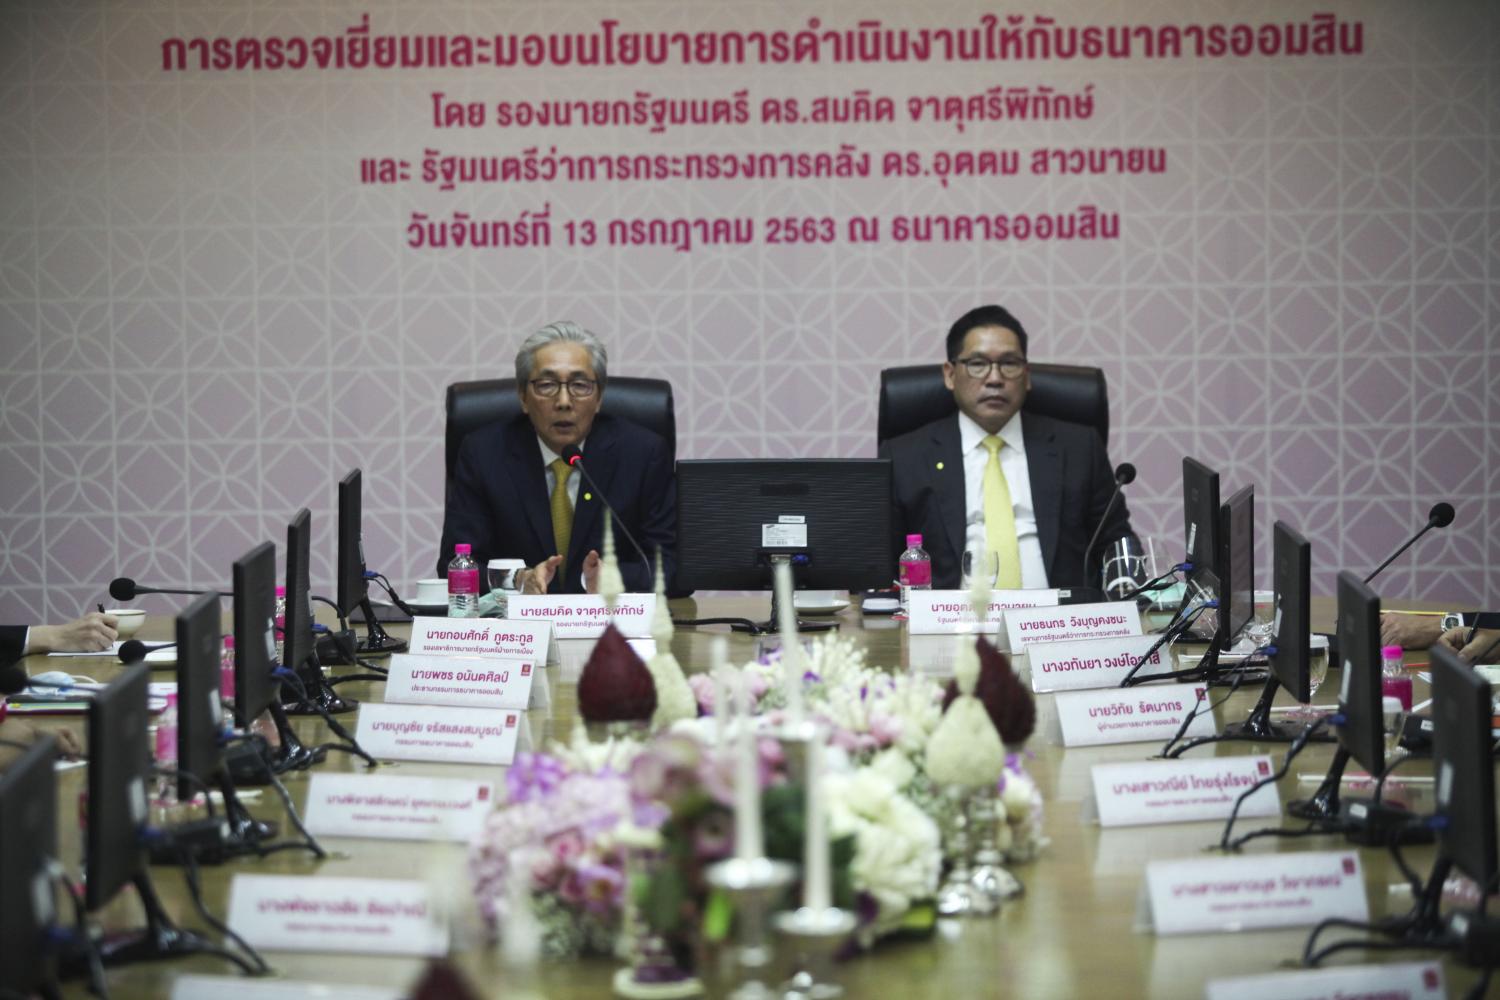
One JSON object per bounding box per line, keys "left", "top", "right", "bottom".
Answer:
{"left": 880, "top": 305, "right": 1135, "bottom": 591}
{"left": 437, "top": 321, "right": 676, "bottom": 594}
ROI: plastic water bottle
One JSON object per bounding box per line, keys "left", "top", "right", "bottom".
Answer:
{"left": 1380, "top": 644, "right": 1412, "bottom": 712}
{"left": 220, "top": 635, "right": 236, "bottom": 707}
{"left": 448, "top": 543, "right": 480, "bottom": 618}
{"left": 273, "top": 585, "right": 287, "bottom": 663}
{"left": 154, "top": 693, "right": 178, "bottom": 769}
{"left": 897, "top": 533, "right": 932, "bottom": 611}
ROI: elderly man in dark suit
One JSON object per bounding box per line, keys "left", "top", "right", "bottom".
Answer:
{"left": 879, "top": 305, "right": 1134, "bottom": 591}
{"left": 436, "top": 322, "right": 675, "bottom": 595}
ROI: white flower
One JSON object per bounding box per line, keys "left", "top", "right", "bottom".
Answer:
{"left": 867, "top": 747, "right": 916, "bottom": 789}
{"left": 825, "top": 764, "right": 942, "bottom": 921}
{"left": 551, "top": 727, "right": 644, "bottom": 775}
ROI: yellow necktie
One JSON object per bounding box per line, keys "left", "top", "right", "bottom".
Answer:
{"left": 549, "top": 458, "right": 573, "bottom": 570}
{"left": 981, "top": 435, "right": 1022, "bottom": 589}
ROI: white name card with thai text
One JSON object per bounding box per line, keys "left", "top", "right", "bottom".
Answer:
{"left": 1205, "top": 963, "right": 1445, "bottom": 1000}
{"left": 226, "top": 875, "right": 449, "bottom": 957}
{"left": 384, "top": 653, "right": 535, "bottom": 711}
{"left": 1140, "top": 851, "right": 1368, "bottom": 936}
{"left": 356, "top": 703, "right": 522, "bottom": 766}
{"left": 1053, "top": 683, "right": 1214, "bottom": 747}
{"left": 1029, "top": 634, "right": 1172, "bottom": 692}
{"left": 303, "top": 773, "right": 495, "bottom": 842}
{"left": 1006, "top": 601, "right": 1142, "bottom": 651}
{"left": 506, "top": 594, "right": 654, "bottom": 639}
{"left": 172, "top": 974, "right": 404, "bottom": 1000}
{"left": 1089, "top": 756, "right": 1280, "bottom": 828}
{"left": 407, "top": 616, "right": 557, "bottom": 667}
{"left": 907, "top": 589, "right": 1059, "bottom": 635}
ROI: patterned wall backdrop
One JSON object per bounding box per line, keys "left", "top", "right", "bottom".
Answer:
{"left": 1, "top": 0, "right": 1496, "bottom": 623}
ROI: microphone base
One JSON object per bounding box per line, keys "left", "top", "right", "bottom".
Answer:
{"left": 356, "top": 633, "right": 407, "bottom": 656}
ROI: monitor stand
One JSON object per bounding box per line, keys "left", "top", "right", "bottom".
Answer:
{"left": 355, "top": 596, "right": 407, "bottom": 655}
{"left": 149, "top": 773, "right": 278, "bottom": 865}
{"left": 1287, "top": 745, "right": 1433, "bottom": 846}
{"left": 282, "top": 662, "right": 358, "bottom": 716}
{"left": 86, "top": 874, "right": 254, "bottom": 973}
{"left": 266, "top": 700, "right": 328, "bottom": 773}
{"left": 1219, "top": 675, "right": 1337, "bottom": 744}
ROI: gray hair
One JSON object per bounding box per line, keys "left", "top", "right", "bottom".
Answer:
{"left": 514, "top": 321, "right": 608, "bottom": 388}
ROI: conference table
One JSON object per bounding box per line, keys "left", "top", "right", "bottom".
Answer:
{"left": 18, "top": 595, "right": 1489, "bottom": 999}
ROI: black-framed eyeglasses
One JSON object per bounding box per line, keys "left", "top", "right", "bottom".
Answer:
{"left": 956, "top": 356, "right": 1027, "bottom": 380}
{"left": 529, "top": 378, "right": 598, "bottom": 398}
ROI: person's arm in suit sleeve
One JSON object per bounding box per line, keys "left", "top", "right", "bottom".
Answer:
{"left": 437, "top": 439, "right": 499, "bottom": 577}
{"left": 628, "top": 436, "right": 677, "bottom": 594}
{"left": 0, "top": 625, "right": 28, "bottom": 665}
{"left": 1081, "top": 431, "right": 1136, "bottom": 581}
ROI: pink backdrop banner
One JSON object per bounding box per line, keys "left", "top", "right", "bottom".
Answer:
{"left": 1, "top": 1, "right": 1496, "bottom": 623}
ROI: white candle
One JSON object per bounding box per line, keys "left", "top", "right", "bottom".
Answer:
{"left": 710, "top": 636, "right": 730, "bottom": 745}
{"left": 774, "top": 562, "right": 806, "bottom": 725}
{"left": 733, "top": 667, "right": 764, "bottom": 859}
{"left": 802, "top": 731, "right": 831, "bottom": 910}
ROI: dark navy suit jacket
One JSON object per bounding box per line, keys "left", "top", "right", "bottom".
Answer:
{"left": 436, "top": 413, "right": 676, "bottom": 594}
{"left": 0, "top": 625, "right": 26, "bottom": 668}
{"left": 878, "top": 412, "right": 1134, "bottom": 590}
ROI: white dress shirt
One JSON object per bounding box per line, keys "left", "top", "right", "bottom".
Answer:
{"left": 957, "top": 410, "right": 1049, "bottom": 588}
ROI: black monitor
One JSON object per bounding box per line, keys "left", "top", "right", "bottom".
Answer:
{"left": 1268, "top": 521, "right": 1312, "bottom": 703}
{"left": 175, "top": 591, "right": 225, "bottom": 802}
{"left": 1334, "top": 570, "right": 1384, "bottom": 778}
{"left": 1179, "top": 457, "right": 1222, "bottom": 643}
{"left": 232, "top": 540, "right": 278, "bottom": 729}
{"left": 282, "top": 508, "right": 313, "bottom": 675}
{"left": 1217, "top": 484, "right": 1254, "bottom": 648}
{"left": 1430, "top": 643, "right": 1496, "bottom": 889}
{"left": 0, "top": 735, "right": 59, "bottom": 994}
{"left": 337, "top": 469, "right": 404, "bottom": 655}
{"left": 674, "top": 459, "right": 893, "bottom": 632}
{"left": 85, "top": 661, "right": 151, "bottom": 912}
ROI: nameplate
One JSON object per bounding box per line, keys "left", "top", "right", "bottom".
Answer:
{"left": 303, "top": 773, "right": 494, "bottom": 842}
{"left": 1139, "top": 851, "right": 1368, "bottom": 936}
{"left": 407, "top": 616, "right": 557, "bottom": 666}
{"left": 1005, "top": 601, "right": 1141, "bottom": 651}
{"left": 1089, "top": 756, "right": 1280, "bottom": 828}
{"left": 1029, "top": 634, "right": 1172, "bottom": 692}
{"left": 1054, "top": 683, "right": 1214, "bottom": 747}
{"left": 907, "top": 589, "right": 1059, "bottom": 635}
{"left": 172, "top": 975, "right": 403, "bottom": 1000}
{"left": 384, "top": 653, "right": 534, "bottom": 711}
{"left": 356, "top": 703, "right": 522, "bottom": 765}
{"left": 1205, "top": 962, "right": 1444, "bottom": 1000}
{"left": 226, "top": 874, "right": 449, "bottom": 957}
{"left": 505, "top": 594, "right": 654, "bottom": 639}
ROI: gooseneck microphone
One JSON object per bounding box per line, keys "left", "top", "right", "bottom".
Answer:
{"left": 1362, "top": 501, "right": 1455, "bottom": 585}
{"left": 1080, "top": 462, "right": 1137, "bottom": 588}
{"left": 560, "top": 445, "right": 654, "bottom": 574}
{"left": 109, "top": 577, "right": 228, "bottom": 601}
{"left": 119, "top": 640, "right": 175, "bottom": 663}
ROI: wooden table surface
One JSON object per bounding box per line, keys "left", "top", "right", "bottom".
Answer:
{"left": 17, "top": 595, "right": 1486, "bottom": 999}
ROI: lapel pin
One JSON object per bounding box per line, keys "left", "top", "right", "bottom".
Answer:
{"left": 583, "top": 492, "right": 592, "bottom": 501}
{"left": 935, "top": 461, "right": 944, "bottom": 471}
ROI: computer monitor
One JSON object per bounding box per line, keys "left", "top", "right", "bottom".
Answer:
{"left": 0, "top": 735, "right": 59, "bottom": 994}
{"left": 674, "top": 459, "right": 893, "bottom": 631}
{"left": 1430, "top": 643, "right": 1496, "bottom": 889}
{"left": 175, "top": 592, "right": 226, "bottom": 803}
{"left": 1179, "top": 457, "right": 1222, "bottom": 642}
{"left": 1217, "top": 484, "right": 1254, "bottom": 648}
{"left": 1268, "top": 521, "right": 1312, "bottom": 703}
{"left": 1334, "top": 570, "right": 1384, "bottom": 778}
{"left": 85, "top": 661, "right": 151, "bottom": 912}
{"left": 282, "top": 508, "right": 313, "bottom": 675}
{"left": 337, "top": 469, "right": 404, "bottom": 655}
{"left": 232, "top": 540, "right": 278, "bottom": 729}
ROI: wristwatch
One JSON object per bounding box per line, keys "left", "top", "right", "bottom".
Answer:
{"left": 1439, "top": 612, "right": 1463, "bottom": 632}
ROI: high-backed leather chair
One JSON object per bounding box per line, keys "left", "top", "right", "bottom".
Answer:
{"left": 445, "top": 377, "right": 677, "bottom": 494}
{"left": 876, "top": 363, "right": 1109, "bottom": 447}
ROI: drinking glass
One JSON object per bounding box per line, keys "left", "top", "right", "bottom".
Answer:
{"left": 961, "top": 548, "right": 999, "bottom": 590}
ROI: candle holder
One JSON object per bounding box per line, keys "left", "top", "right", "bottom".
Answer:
{"left": 704, "top": 856, "right": 797, "bottom": 1000}
{"left": 613, "top": 845, "right": 704, "bottom": 999}
{"left": 772, "top": 905, "right": 856, "bottom": 1000}
{"left": 968, "top": 785, "right": 1023, "bottom": 904}
{"left": 936, "top": 786, "right": 995, "bottom": 917}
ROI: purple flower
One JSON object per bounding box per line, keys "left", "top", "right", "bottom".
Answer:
{"left": 571, "top": 861, "right": 626, "bottom": 916}
{"left": 506, "top": 752, "right": 568, "bottom": 803}
{"left": 688, "top": 673, "right": 716, "bottom": 714}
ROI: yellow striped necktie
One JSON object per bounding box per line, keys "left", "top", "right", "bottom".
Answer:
{"left": 549, "top": 457, "right": 573, "bottom": 571}
{"left": 981, "top": 435, "right": 1022, "bottom": 589}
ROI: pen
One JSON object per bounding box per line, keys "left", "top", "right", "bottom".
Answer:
{"left": 97, "top": 602, "right": 105, "bottom": 614}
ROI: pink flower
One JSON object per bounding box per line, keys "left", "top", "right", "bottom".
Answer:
{"left": 688, "top": 673, "right": 716, "bottom": 714}
{"left": 570, "top": 861, "right": 626, "bottom": 917}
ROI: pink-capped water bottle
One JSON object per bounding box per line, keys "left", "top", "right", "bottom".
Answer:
{"left": 220, "top": 635, "right": 236, "bottom": 707}
{"left": 448, "top": 543, "right": 480, "bottom": 618}
{"left": 897, "top": 533, "right": 932, "bottom": 611}
{"left": 1380, "top": 644, "right": 1412, "bottom": 712}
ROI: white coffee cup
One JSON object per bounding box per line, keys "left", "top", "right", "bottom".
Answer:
{"left": 414, "top": 578, "right": 448, "bottom": 605}
{"left": 107, "top": 608, "right": 146, "bottom": 638}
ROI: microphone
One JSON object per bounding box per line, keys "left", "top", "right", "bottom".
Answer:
{"left": 0, "top": 664, "right": 27, "bottom": 696}
{"left": 1362, "top": 502, "right": 1456, "bottom": 585}
{"left": 560, "top": 445, "right": 654, "bottom": 574}
{"left": 1081, "top": 462, "right": 1137, "bottom": 589}
{"left": 109, "top": 577, "right": 227, "bottom": 601}
{"left": 119, "top": 640, "right": 174, "bottom": 663}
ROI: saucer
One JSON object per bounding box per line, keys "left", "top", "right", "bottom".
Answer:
{"left": 794, "top": 597, "right": 851, "bottom": 615}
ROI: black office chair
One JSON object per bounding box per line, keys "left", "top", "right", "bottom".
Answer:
{"left": 876, "top": 363, "right": 1110, "bottom": 447}
{"left": 444, "top": 376, "right": 677, "bottom": 494}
